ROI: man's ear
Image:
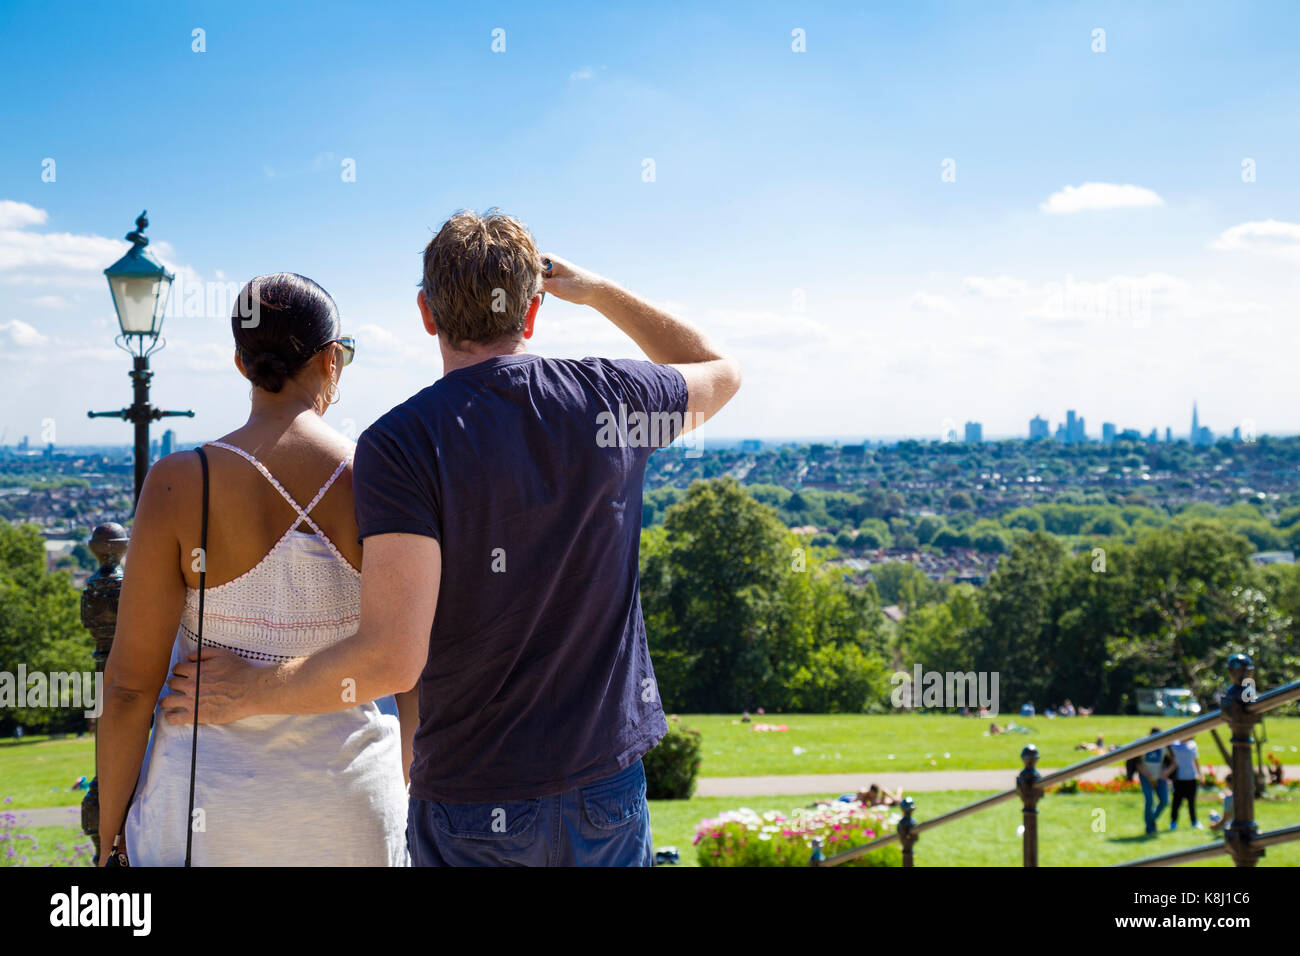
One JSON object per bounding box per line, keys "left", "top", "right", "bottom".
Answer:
{"left": 417, "top": 289, "right": 438, "bottom": 337}
{"left": 522, "top": 293, "right": 541, "bottom": 340}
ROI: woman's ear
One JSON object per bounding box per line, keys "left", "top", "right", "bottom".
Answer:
{"left": 234, "top": 350, "right": 247, "bottom": 378}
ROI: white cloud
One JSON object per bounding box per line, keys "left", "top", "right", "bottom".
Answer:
{"left": 1209, "top": 219, "right": 1300, "bottom": 261}
{"left": 0, "top": 319, "right": 49, "bottom": 347}
{"left": 569, "top": 66, "right": 595, "bottom": 81}
{"left": 30, "top": 294, "right": 71, "bottom": 309}
{"left": 963, "top": 275, "right": 1031, "bottom": 298}
{"left": 908, "top": 292, "right": 956, "bottom": 316}
{"left": 1039, "top": 182, "right": 1164, "bottom": 214}
{"left": 0, "top": 201, "right": 47, "bottom": 230}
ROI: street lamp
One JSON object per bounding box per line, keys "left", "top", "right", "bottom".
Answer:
{"left": 88, "top": 211, "right": 194, "bottom": 508}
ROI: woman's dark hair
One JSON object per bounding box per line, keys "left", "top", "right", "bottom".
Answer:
{"left": 231, "top": 273, "right": 340, "bottom": 392}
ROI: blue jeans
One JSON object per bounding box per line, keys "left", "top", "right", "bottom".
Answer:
{"left": 1139, "top": 776, "right": 1169, "bottom": 833}
{"left": 407, "top": 759, "right": 654, "bottom": 866}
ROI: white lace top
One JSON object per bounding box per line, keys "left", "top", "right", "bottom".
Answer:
{"left": 125, "top": 441, "right": 408, "bottom": 866}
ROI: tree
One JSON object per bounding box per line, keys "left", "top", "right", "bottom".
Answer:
{"left": 640, "top": 478, "right": 888, "bottom": 712}
{"left": 0, "top": 520, "right": 94, "bottom": 734}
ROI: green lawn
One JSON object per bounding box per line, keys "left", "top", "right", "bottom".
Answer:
{"left": 676, "top": 713, "right": 1300, "bottom": 777}
{"left": 649, "top": 788, "right": 1300, "bottom": 867}
{"left": 3, "top": 715, "right": 1300, "bottom": 810}
{"left": 0, "top": 822, "right": 97, "bottom": 867}
{"left": 0, "top": 735, "right": 95, "bottom": 809}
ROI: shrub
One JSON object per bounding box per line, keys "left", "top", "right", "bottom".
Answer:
{"left": 643, "top": 716, "right": 702, "bottom": 799}
{"left": 694, "top": 803, "right": 902, "bottom": 867}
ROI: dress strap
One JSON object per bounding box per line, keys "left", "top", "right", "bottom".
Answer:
{"left": 203, "top": 440, "right": 346, "bottom": 536}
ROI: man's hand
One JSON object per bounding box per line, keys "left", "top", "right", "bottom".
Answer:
{"left": 540, "top": 253, "right": 609, "bottom": 306}
{"left": 162, "top": 646, "right": 260, "bottom": 726}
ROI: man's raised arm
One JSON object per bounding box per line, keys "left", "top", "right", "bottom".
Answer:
{"left": 164, "top": 533, "right": 437, "bottom": 723}
{"left": 541, "top": 254, "right": 741, "bottom": 429}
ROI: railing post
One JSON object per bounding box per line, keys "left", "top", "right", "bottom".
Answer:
{"left": 897, "top": 796, "right": 918, "bottom": 867}
{"left": 1017, "top": 744, "right": 1042, "bottom": 867}
{"left": 1220, "top": 653, "right": 1264, "bottom": 867}
{"left": 79, "top": 522, "right": 128, "bottom": 858}
{"left": 808, "top": 836, "right": 824, "bottom": 866}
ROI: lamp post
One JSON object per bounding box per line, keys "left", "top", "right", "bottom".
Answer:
{"left": 88, "top": 211, "right": 194, "bottom": 507}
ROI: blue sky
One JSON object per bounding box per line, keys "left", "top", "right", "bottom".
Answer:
{"left": 2, "top": 0, "right": 1298, "bottom": 446}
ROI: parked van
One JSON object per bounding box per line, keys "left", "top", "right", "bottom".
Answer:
{"left": 1135, "top": 687, "right": 1202, "bottom": 718}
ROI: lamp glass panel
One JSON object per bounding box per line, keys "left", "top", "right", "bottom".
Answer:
{"left": 108, "top": 275, "right": 164, "bottom": 335}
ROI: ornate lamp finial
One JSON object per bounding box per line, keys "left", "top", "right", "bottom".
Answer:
{"left": 125, "top": 210, "right": 149, "bottom": 248}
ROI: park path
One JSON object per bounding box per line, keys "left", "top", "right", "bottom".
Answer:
{"left": 696, "top": 764, "right": 1300, "bottom": 797}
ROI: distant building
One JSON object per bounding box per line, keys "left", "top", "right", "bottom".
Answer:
{"left": 1147, "top": 428, "right": 1158, "bottom": 443}
{"left": 1232, "top": 426, "right": 1242, "bottom": 442}
{"left": 162, "top": 429, "right": 177, "bottom": 457}
{"left": 1164, "top": 427, "right": 1172, "bottom": 443}
{"left": 1119, "top": 428, "right": 1141, "bottom": 442}
{"left": 1029, "top": 415, "right": 1049, "bottom": 440}
{"left": 1102, "top": 423, "right": 1117, "bottom": 445}
{"left": 18, "top": 435, "right": 29, "bottom": 451}
{"left": 1062, "top": 410, "right": 1086, "bottom": 444}
{"left": 149, "top": 438, "right": 160, "bottom": 462}
{"left": 964, "top": 421, "right": 982, "bottom": 443}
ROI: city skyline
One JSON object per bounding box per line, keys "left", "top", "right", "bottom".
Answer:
{"left": 2, "top": 3, "right": 1299, "bottom": 445}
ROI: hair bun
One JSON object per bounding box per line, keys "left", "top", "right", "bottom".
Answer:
{"left": 247, "top": 350, "right": 291, "bottom": 392}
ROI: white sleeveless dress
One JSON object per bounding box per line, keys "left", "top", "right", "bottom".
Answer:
{"left": 125, "top": 441, "right": 409, "bottom": 866}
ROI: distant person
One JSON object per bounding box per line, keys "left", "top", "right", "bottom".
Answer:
{"left": 1020, "top": 702, "right": 1035, "bottom": 718}
{"left": 1208, "top": 774, "right": 1235, "bottom": 831}
{"left": 1061, "top": 699, "right": 1076, "bottom": 717}
{"left": 1137, "top": 727, "right": 1172, "bottom": 835}
{"left": 989, "top": 721, "right": 1004, "bottom": 736}
{"left": 1075, "top": 734, "right": 1106, "bottom": 754}
{"left": 857, "top": 784, "right": 903, "bottom": 807}
{"left": 1169, "top": 738, "right": 1203, "bottom": 830}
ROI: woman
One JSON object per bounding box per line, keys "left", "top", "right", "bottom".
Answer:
{"left": 95, "top": 273, "right": 412, "bottom": 866}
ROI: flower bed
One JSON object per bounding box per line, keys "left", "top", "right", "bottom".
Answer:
{"left": 694, "top": 803, "right": 902, "bottom": 867}
{"left": 1052, "top": 775, "right": 1140, "bottom": 794}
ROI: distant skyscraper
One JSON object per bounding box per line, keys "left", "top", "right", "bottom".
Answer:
{"left": 150, "top": 438, "right": 160, "bottom": 462}
{"left": 1232, "top": 426, "right": 1242, "bottom": 441}
{"left": 964, "top": 421, "right": 982, "bottom": 443}
{"left": 1191, "top": 401, "right": 1199, "bottom": 443}
{"left": 1147, "top": 428, "right": 1158, "bottom": 443}
{"left": 1029, "top": 415, "right": 1049, "bottom": 440}
{"left": 162, "top": 429, "right": 177, "bottom": 457}
{"left": 1165, "top": 427, "right": 1172, "bottom": 443}
{"left": 1101, "top": 423, "right": 1117, "bottom": 445}
{"left": 1064, "top": 410, "right": 1086, "bottom": 444}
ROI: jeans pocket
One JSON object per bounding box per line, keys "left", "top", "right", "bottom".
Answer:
{"left": 431, "top": 798, "right": 542, "bottom": 842}
{"left": 581, "top": 761, "right": 647, "bottom": 831}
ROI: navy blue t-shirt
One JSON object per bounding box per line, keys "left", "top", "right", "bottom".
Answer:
{"left": 353, "top": 352, "right": 686, "bottom": 802}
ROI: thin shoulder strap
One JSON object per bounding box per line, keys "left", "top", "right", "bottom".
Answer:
{"left": 205, "top": 440, "right": 346, "bottom": 534}
{"left": 185, "top": 446, "right": 209, "bottom": 868}
{"left": 300, "top": 456, "right": 350, "bottom": 518}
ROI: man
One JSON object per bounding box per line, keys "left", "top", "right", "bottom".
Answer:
{"left": 1137, "top": 727, "right": 1172, "bottom": 835}
{"left": 166, "top": 209, "right": 741, "bottom": 866}
{"left": 1168, "top": 737, "right": 1203, "bottom": 830}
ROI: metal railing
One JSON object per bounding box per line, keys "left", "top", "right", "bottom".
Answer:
{"left": 812, "top": 658, "right": 1300, "bottom": 868}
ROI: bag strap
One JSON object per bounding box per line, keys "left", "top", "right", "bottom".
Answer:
{"left": 184, "top": 446, "right": 210, "bottom": 867}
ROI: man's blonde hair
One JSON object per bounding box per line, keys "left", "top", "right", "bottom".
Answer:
{"left": 421, "top": 209, "right": 543, "bottom": 348}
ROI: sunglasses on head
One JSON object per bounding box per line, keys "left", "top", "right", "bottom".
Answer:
{"left": 313, "top": 335, "right": 355, "bottom": 366}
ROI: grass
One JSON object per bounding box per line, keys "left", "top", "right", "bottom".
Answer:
{"left": 0, "top": 735, "right": 95, "bottom": 808}
{"left": 675, "top": 713, "right": 1300, "bottom": 777}
{"left": 648, "top": 788, "right": 1300, "bottom": 867}
{"left": 0, "top": 819, "right": 96, "bottom": 867}
{"left": 3, "top": 715, "right": 1300, "bottom": 809}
